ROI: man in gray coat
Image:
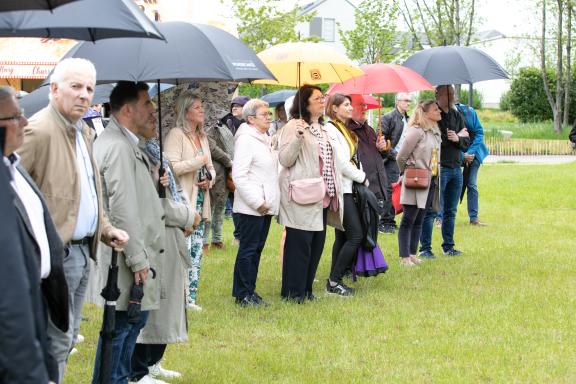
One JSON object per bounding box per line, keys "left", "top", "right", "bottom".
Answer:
{"left": 91, "top": 81, "right": 166, "bottom": 384}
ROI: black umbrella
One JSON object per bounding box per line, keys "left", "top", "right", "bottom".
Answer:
{"left": 54, "top": 21, "right": 275, "bottom": 195}
{"left": 261, "top": 89, "right": 296, "bottom": 107}
{"left": 0, "top": 0, "right": 79, "bottom": 12}
{"left": 0, "top": 0, "right": 164, "bottom": 41}
{"left": 97, "top": 248, "right": 121, "bottom": 384}
{"left": 20, "top": 83, "right": 115, "bottom": 117}
{"left": 402, "top": 45, "right": 509, "bottom": 106}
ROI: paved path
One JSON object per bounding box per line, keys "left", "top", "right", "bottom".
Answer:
{"left": 484, "top": 155, "right": 576, "bottom": 164}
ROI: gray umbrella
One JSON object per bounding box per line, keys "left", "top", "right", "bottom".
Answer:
{"left": 261, "top": 89, "right": 296, "bottom": 107}
{"left": 55, "top": 21, "right": 276, "bottom": 84}
{"left": 20, "top": 83, "right": 115, "bottom": 117}
{"left": 53, "top": 20, "right": 275, "bottom": 196}
{"left": 0, "top": 0, "right": 79, "bottom": 12}
{"left": 402, "top": 45, "right": 509, "bottom": 86}
{"left": 0, "top": 0, "right": 164, "bottom": 41}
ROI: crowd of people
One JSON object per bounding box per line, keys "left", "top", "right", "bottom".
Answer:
{"left": 1, "top": 55, "right": 492, "bottom": 383}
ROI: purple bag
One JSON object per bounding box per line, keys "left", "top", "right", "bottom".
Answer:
{"left": 354, "top": 244, "right": 388, "bottom": 279}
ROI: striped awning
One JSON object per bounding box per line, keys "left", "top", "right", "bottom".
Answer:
{"left": 0, "top": 38, "right": 76, "bottom": 79}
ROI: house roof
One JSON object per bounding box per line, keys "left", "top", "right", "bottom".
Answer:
{"left": 298, "top": 0, "right": 357, "bottom": 16}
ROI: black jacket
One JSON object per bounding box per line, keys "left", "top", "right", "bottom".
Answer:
{"left": 353, "top": 182, "right": 380, "bottom": 250}
{"left": 570, "top": 121, "right": 576, "bottom": 144}
{"left": 0, "top": 165, "right": 51, "bottom": 384}
{"left": 347, "top": 119, "right": 388, "bottom": 200}
{"left": 381, "top": 108, "right": 408, "bottom": 161}
{"left": 438, "top": 106, "right": 470, "bottom": 168}
{"left": 219, "top": 112, "right": 244, "bottom": 136}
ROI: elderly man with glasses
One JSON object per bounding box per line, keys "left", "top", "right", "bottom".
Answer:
{"left": 379, "top": 92, "right": 413, "bottom": 234}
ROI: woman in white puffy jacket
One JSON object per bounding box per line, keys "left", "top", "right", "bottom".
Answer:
{"left": 324, "top": 93, "right": 367, "bottom": 296}
{"left": 231, "top": 99, "right": 279, "bottom": 306}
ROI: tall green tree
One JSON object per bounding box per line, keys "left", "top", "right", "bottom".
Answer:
{"left": 224, "top": 0, "right": 317, "bottom": 97}
{"left": 398, "top": 0, "right": 479, "bottom": 48}
{"left": 339, "top": 0, "right": 402, "bottom": 64}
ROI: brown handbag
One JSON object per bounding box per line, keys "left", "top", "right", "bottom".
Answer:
{"left": 404, "top": 168, "right": 429, "bottom": 189}
{"left": 226, "top": 172, "right": 235, "bottom": 193}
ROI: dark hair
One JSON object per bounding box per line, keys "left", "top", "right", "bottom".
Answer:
{"left": 325, "top": 93, "right": 351, "bottom": 121}
{"left": 275, "top": 102, "right": 285, "bottom": 112}
{"left": 289, "top": 84, "right": 323, "bottom": 124}
{"left": 109, "top": 81, "right": 149, "bottom": 113}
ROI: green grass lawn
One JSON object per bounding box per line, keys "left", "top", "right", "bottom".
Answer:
{"left": 66, "top": 161, "right": 576, "bottom": 383}
{"left": 476, "top": 110, "right": 571, "bottom": 141}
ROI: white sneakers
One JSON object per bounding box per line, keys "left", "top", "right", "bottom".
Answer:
{"left": 186, "top": 302, "right": 203, "bottom": 312}
{"left": 136, "top": 375, "right": 169, "bottom": 384}
{"left": 149, "top": 363, "right": 182, "bottom": 379}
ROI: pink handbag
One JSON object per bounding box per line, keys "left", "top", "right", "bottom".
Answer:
{"left": 288, "top": 177, "right": 326, "bottom": 205}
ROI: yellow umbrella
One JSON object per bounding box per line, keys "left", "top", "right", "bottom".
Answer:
{"left": 253, "top": 41, "right": 364, "bottom": 87}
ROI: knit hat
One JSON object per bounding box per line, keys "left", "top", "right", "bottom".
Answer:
{"left": 231, "top": 96, "right": 250, "bottom": 107}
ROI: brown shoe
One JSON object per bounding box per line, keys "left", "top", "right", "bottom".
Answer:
{"left": 211, "top": 242, "right": 225, "bottom": 250}
{"left": 470, "top": 220, "right": 487, "bottom": 226}
{"left": 202, "top": 244, "right": 209, "bottom": 253}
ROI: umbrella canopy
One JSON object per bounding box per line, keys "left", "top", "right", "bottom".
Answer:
{"left": 54, "top": 21, "right": 275, "bottom": 83}
{"left": 327, "top": 63, "right": 433, "bottom": 95}
{"left": 0, "top": 0, "right": 78, "bottom": 12}
{"left": 261, "top": 89, "right": 296, "bottom": 107}
{"left": 402, "top": 45, "right": 509, "bottom": 85}
{"left": 253, "top": 42, "right": 363, "bottom": 87}
{"left": 361, "top": 95, "right": 381, "bottom": 110}
{"left": 0, "top": 0, "right": 164, "bottom": 41}
{"left": 20, "top": 83, "right": 115, "bottom": 117}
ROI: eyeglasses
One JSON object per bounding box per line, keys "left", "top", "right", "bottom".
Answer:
{"left": 252, "top": 112, "right": 273, "bottom": 119}
{"left": 0, "top": 109, "right": 25, "bottom": 122}
{"left": 398, "top": 99, "right": 412, "bottom": 103}
{"left": 311, "top": 94, "right": 326, "bottom": 102}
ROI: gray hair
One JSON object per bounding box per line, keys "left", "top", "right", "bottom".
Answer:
{"left": 174, "top": 91, "right": 205, "bottom": 136}
{"left": 242, "top": 99, "right": 269, "bottom": 120}
{"left": 50, "top": 58, "right": 96, "bottom": 86}
{"left": 0, "top": 86, "right": 16, "bottom": 105}
{"left": 395, "top": 92, "right": 412, "bottom": 102}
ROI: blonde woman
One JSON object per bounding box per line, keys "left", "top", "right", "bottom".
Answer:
{"left": 396, "top": 101, "right": 442, "bottom": 266}
{"left": 165, "top": 92, "right": 215, "bottom": 310}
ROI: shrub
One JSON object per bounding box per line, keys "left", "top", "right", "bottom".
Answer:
{"left": 508, "top": 67, "right": 555, "bottom": 122}
{"left": 459, "top": 88, "right": 484, "bottom": 109}
{"left": 499, "top": 90, "right": 512, "bottom": 111}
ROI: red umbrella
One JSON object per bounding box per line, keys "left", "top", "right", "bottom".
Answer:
{"left": 327, "top": 63, "right": 433, "bottom": 94}
{"left": 361, "top": 95, "right": 381, "bottom": 110}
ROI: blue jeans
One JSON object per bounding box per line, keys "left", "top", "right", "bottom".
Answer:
{"left": 92, "top": 310, "right": 149, "bottom": 384}
{"left": 233, "top": 214, "right": 272, "bottom": 299}
{"left": 420, "top": 167, "right": 463, "bottom": 252}
{"left": 466, "top": 158, "right": 481, "bottom": 221}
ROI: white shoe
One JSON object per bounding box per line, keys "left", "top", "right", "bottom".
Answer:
{"left": 75, "top": 334, "right": 85, "bottom": 344}
{"left": 149, "top": 363, "right": 182, "bottom": 379}
{"left": 136, "top": 374, "right": 169, "bottom": 384}
{"left": 68, "top": 347, "right": 78, "bottom": 356}
{"left": 187, "top": 302, "right": 203, "bottom": 312}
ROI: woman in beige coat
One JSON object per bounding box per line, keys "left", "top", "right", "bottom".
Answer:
{"left": 396, "top": 101, "right": 442, "bottom": 266}
{"left": 277, "top": 85, "right": 344, "bottom": 302}
{"left": 165, "top": 92, "right": 215, "bottom": 311}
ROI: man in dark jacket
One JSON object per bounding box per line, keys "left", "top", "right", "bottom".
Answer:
{"left": 570, "top": 121, "right": 576, "bottom": 148}
{"left": 1, "top": 85, "right": 67, "bottom": 384}
{"left": 419, "top": 85, "right": 470, "bottom": 258}
{"left": 347, "top": 94, "right": 389, "bottom": 213}
{"left": 379, "top": 92, "right": 413, "bottom": 233}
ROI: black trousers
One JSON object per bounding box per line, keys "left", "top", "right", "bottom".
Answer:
{"left": 281, "top": 209, "right": 327, "bottom": 301}
{"left": 131, "top": 343, "right": 167, "bottom": 380}
{"left": 398, "top": 178, "right": 436, "bottom": 257}
{"left": 232, "top": 214, "right": 272, "bottom": 299}
{"left": 330, "top": 194, "right": 363, "bottom": 282}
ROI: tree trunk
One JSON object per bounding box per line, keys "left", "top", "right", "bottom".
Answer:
{"left": 554, "top": 0, "right": 564, "bottom": 134}
{"left": 563, "top": 1, "right": 572, "bottom": 126}
{"left": 541, "top": 0, "right": 561, "bottom": 134}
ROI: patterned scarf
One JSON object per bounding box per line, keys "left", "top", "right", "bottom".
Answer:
{"left": 144, "top": 139, "right": 184, "bottom": 204}
{"left": 309, "top": 123, "right": 336, "bottom": 197}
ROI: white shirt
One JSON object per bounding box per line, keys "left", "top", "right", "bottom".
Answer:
{"left": 4, "top": 154, "right": 51, "bottom": 279}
